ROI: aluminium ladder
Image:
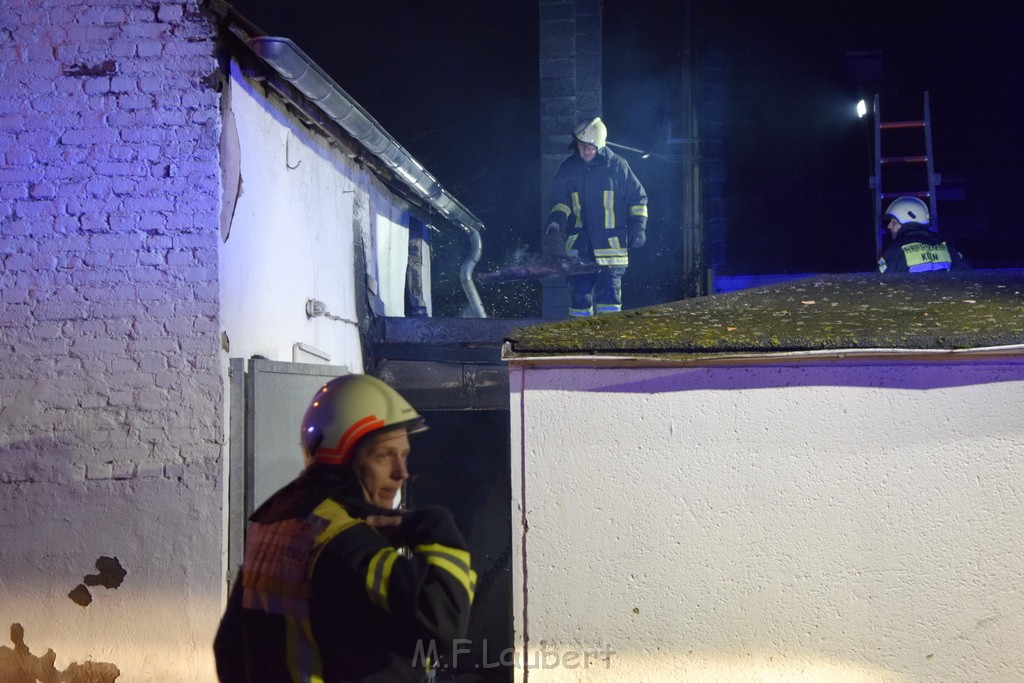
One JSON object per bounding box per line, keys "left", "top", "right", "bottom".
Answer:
{"left": 870, "top": 92, "right": 941, "bottom": 254}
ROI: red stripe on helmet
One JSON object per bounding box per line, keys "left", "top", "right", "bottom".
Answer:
{"left": 315, "top": 415, "right": 385, "bottom": 465}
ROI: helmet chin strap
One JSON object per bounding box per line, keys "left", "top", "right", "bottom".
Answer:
{"left": 306, "top": 431, "right": 324, "bottom": 460}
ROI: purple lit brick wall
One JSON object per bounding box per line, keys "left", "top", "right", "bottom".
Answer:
{"left": 0, "top": 0, "right": 222, "bottom": 486}
{"left": 0, "top": 0, "right": 224, "bottom": 676}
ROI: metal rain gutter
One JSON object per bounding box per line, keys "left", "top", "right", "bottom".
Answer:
{"left": 248, "top": 36, "right": 487, "bottom": 318}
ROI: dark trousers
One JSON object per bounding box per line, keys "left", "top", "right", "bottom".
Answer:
{"left": 568, "top": 267, "right": 626, "bottom": 316}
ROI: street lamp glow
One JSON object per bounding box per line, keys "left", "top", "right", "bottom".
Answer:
{"left": 856, "top": 99, "right": 867, "bottom": 118}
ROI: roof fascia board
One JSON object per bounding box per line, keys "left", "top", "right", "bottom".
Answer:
{"left": 210, "top": 1, "right": 483, "bottom": 231}
{"left": 503, "top": 344, "right": 1024, "bottom": 369}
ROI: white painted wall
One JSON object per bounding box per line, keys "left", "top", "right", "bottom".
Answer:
{"left": 220, "top": 60, "right": 422, "bottom": 367}
{"left": 220, "top": 61, "right": 376, "bottom": 370}
{"left": 510, "top": 360, "right": 1024, "bottom": 682}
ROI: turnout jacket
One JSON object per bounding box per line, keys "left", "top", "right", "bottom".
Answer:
{"left": 878, "top": 223, "right": 971, "bottom": 273}
{"left": 214, "top": 465, "right": 475, "bottom": 683}
{"left": 546, "top": 147, "right": 648, "bottom": 267}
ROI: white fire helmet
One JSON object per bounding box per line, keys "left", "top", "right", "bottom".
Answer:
{"left": 883, "top": 196, "right": 930, "bottom": 226}
{"left": 573, "top": 117, "right": 608, "bottom": 150}
{"left": 300, "top": 374, "right": 427, "bottom": 466}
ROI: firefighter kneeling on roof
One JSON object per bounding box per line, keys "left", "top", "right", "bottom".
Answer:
{"left": 214, "top": 374, "right": 475, "bottom": 682}
{"left": 546, "top": 117, "right": 649, "bottom": 316}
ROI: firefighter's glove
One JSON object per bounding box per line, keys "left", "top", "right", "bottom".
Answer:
{"left": 628, "top": 226, "right": 646, "bottom": 248}
{"left": 545, "top": 221, "right": 561, "bottom": 236}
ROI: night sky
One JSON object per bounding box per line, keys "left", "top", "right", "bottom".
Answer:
{"left": 225, "top": 0, "right": 1024, "bottom": 313}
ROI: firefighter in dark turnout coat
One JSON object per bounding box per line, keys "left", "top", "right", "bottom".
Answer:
{"left": 877, "top": 196, "right": 971, "bottom": 273}
{"left": 214, "top": 374, "right": 475, "bottom": 682}
{"left": 546, "top": 117, "right": 649, "bottom": 316}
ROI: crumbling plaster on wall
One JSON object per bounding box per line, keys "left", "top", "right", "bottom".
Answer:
{"left": 218, "top": 82, "right": 242, "bottom": 244}
{"left": 1, "top": 623, "right": 120, "bottom": 683}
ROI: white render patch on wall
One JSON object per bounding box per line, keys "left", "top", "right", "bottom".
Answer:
{"left": 0, "top": 0, "right": 223, "bottom": 680}
{"left": 373, "top": 213, "right": 411, "bottom": 317}
{"left": 510, "top": 361, "right": 1024, "bottom": 682}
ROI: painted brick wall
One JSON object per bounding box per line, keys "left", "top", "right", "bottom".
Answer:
{"left": 539, "top": 0, "right": 602, "bottom": 317}
{"left": 0, "top": 0, "right": 224, "bottom": 679}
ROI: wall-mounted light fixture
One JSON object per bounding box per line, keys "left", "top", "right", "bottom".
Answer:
{"left": 305, "top": 298, "right": 357, "bottom": 325}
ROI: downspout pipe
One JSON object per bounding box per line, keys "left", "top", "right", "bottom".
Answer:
{"left": 460, "top": 220, "right": 486, "bottom": 317}
{"left": 460, "top": 224, "right": 486, "bottom": 318}
{"left": 247, "top": 36, "right": 487, "bottom": 317}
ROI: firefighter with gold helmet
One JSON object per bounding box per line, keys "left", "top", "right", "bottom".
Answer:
{"left": 546, "top": 116, "right": 649, "bottom": 316}
{"left": 214, "top": 374, "right": 475, "bottom": 682}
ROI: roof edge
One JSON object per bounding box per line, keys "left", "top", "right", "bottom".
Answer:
{"left": 207, "top": 1, "right": 484, "bottom": 232}
{"left": 502, "top": 343, "right": 1024, "bottom": 368}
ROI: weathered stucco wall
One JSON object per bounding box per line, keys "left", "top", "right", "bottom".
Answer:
{"left": 219, "top": 58, "right": 422, "bottom": 366}
{"left": 219, "top": 60, "right": 368, "bottom": 369}
{"left": 0, "top": 0, "right": 223, "bottom": 680}
{"left": 510, "top": 360, "right": 1024, "bottom": 682}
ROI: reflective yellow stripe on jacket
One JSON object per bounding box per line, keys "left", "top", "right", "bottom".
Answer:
{"left": 307, "top": 500, "right": 402, "bottom": 612}
{"left": 414, "top": 543, "right": 478, "bottom": 602}
{"left": 593, "top": 249, "right": 628, "bottom": 266}
{"left": 550, "top": 202, "right": 571, "bottom": 221}
{"left": 593, "top": 190, "right": 630, "bottom": 266}
{"left": 312, "top": 499, "right": 362, "bottom": 546}
{"left": 565, "top": 233, "right": 580, "bottom": 259}
{"left": 285, "top": 616, "right": 323, "bottom": 683}
{"left": 365, "top": 547, "right": 401, "bottom": 610}
{"left": 603, "top": 190, "right": 615, "bottom": 229}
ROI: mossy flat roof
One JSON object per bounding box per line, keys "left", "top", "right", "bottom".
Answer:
{"left": 504, "top": 270, "right": 1024, "bottom": 358}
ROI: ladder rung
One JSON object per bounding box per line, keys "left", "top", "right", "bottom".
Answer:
{"left": 881, "top": 155, "right": 928, "bottom": 164}
{"left": 880, "top": 120, "right": 926, "bottom": 129}
{"left": 881, "top": 191, "right": 930, "bottom": 199}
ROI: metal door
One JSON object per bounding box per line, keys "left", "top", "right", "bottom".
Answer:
{"left": 226, "top": 357, "right": 351, "bottom": 580}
